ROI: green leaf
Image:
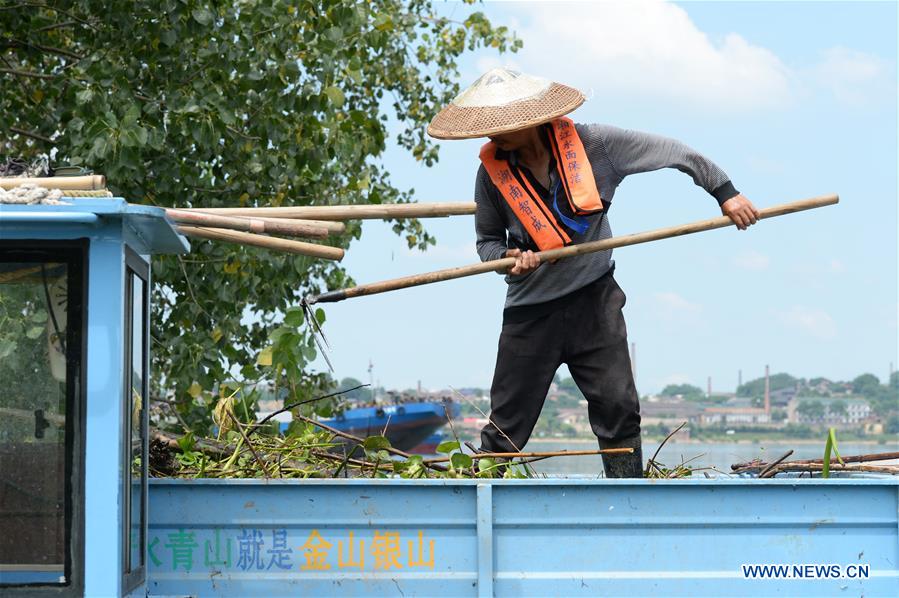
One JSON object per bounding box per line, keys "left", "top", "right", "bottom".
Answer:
{"left": 284, "top": 307, "right": 304, "bottom": 327}
{"left": 25, "top": 326, "right": 44, "bottom": 339}
{"left": 122, "top": 104, "right": 141, "bottom": 126}
{"left": 451, "top": 453, "right": 473, "bottom": 470}
{"left": 76, "top": 89, "right": 93, "bottom": 105}
{"left": 324, "top": 86, "right": 345, "bottom": 107}
{"left": 477, "top": 457, "right": 496, "bottom": 473}
{"left": 256, "top": 346, "right": 273, "bottom": 366}
{"left": 177, "top": 431, "right": 195, "bottom": 452}
{"left": 160, "top": 29, "right": 176, "bottom": 46}
{"left": 0, "top": 339, "right": 17, "bottom": 359}
{"left": 822, "top": 427, "right": 844, "bottom": 479}
{"left": 188, "top": 382, "right": 203, "bottom": 399}
{"left": 436, "top": 440, "right": 460, "bottom": 454}
{"left": 192, "top": 8, "right": 214, "bottom": 25}
{"left": 363, "top": 435, "right": 391, "bottom": 450}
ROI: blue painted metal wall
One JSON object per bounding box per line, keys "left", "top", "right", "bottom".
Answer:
{"left": 147, "top": 478, "right": 898, "bottom": 597}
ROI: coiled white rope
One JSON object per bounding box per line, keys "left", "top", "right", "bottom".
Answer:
{"left": 0, "top": 183, "right": 69, "bottom": 205}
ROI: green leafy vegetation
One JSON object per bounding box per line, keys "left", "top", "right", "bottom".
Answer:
{"left": 2, "top": 1, "right": 520, "bottom": 432}
{"left": 736, "top": 372, "right": 798, "bottom": 397}
{"left": 660, "top": 383, "right": 704, "bottom": 399}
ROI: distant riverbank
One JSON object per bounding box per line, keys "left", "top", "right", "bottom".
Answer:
{"left": 519, "top": 439, "right": 899, "bottom": 476}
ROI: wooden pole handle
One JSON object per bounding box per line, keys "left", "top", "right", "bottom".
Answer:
{"left": 0, "top": 175, "right": 106, "bottom": 190}
{"left": 183, "top": 201, "right": 476, "bottom": 221}
{"left": 167, "top": 209, "right": 331, "bottom": 239}
{"left": 177, "top": 226, "right": 344, "bottom": 261}
{"left": 309, "top": 193, "right": 838, "bottom": 303}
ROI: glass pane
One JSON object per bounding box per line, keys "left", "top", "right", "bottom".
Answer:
{"left": 0, "top": 263, "right": 68, "bottom": 584}
{"left": 129, "top": 275, "right": 145, "bottom": 571}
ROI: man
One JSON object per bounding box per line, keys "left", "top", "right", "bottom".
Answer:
{"left": 427, "top": 69, "right": 759, "bottom": 477}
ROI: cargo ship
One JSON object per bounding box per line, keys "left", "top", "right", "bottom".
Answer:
{"left": 320, "top": 399, "right": 459, "bottom": 451}
{"left": 264, "top": 398, "right": 460, "bottom": 452}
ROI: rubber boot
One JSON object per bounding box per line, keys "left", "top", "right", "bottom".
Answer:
{"left": 599, "top": 435, "right": 644, "bottom": 478}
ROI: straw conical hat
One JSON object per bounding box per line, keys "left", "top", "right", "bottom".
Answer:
{"left": 427, "top": 68, "right": 585, "bottom": 140}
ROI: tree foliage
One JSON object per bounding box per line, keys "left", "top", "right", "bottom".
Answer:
{"left": 660, "top": 383, "right": 704, "bottom": 399}
{"left": 797, "top": 399, "right": 824, "bottom": 420}
{"left": 2, "top": 1, "right": 519, "bottom": 429}
{"left": 851, "top": 373, "right": 881, "bottom": 396}
{"left": 736, "top": 372, "right": 797, "bottom": 397}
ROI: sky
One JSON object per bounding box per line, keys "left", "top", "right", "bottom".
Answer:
{"left": 311, "top": 1, "right": 898, "bottom": 396}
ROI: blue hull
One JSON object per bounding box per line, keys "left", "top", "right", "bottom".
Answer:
{"left": 285, "top": 401, "right": 461, "bottom": 452}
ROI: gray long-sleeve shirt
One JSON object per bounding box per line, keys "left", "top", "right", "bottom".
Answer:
{"left": 474, "top": 123, "right": 739, "bottom": 308}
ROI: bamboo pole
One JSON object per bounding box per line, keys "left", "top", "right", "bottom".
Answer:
{"left": 177, "top": 226, "right": 344, "bottom": 261}
{"left": 166, "top": 209, "right": 332, "bottom": 239}
{"left": 0, "top": 175, "right": 106, "bottom": 190}
{"left": 183, "top": 201, "right": 476, "bottom": 221}
{"left": 184, "top": 211, "right": 346, "bottom": 234}
{"left": 309, "top": 193, "right": 839, "bottom": 304}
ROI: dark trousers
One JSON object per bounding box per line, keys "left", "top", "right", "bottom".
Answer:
{"left": 480, "top": 273, "right": 641, "bottom": 452}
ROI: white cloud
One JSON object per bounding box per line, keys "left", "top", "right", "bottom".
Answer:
{"left": 810, "top": 46, "right": 891, "bottom": 106}
{"left": 468, "top": 3, "right": 893, "bottom": 114}
{"left": 511, "top": 1, "right": 793, "bottom": 112}
{"left": 776, "top": 306, "right": 837, "bottom": 340}
{"left": 653, "top": 291, "right": 701, "bottom": 314}
{"left": 733, "top": 250, "right": 770, "bottom": 271}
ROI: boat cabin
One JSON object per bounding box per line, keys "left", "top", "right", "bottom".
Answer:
{"left": 0, "top": 198, "right": 186, "bottom": 596}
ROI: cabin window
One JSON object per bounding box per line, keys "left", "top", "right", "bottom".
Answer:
{"left": 123, "top": 249, "right": 149, "bottom": 592}
{"left": 0, "top": 242, "right": 85, "bottom": 594}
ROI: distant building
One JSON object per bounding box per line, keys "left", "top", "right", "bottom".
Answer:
{"left": 640, "top": 397, "right": 703, "bottom": 425}
{"left": 556, "top": 408, "right": 592, "bottom": 434}
{"left": 701, "top": 406, "right": 770, "bottom": 425}
{"left": 788, "top": 396, "right": 872, "bottom": 425}
{"left": 768, "top": 386, "right": 797, "bottom": 406}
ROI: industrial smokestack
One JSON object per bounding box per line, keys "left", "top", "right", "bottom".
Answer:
{"left": 707, "top": 376, "right": 711, "bottom": 398}
{"left": 764, "top": 365, "right": 770, "bottom": 415}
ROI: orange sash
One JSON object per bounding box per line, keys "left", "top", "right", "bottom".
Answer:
{"left": 545, "top": 117, "right": 602, "bottom": 215}
{"left": 479, "top": 117, "right": 602, "bottom": 251}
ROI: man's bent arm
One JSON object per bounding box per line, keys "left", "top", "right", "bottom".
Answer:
{"left": 593, "top": 124, "right": 739, "bottom": 205}
{"left": 474, "top": 166, "right": 510, "bottom": 262}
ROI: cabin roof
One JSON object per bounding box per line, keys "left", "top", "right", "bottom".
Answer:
{"left": 0, "top": 197, "right": 189, "bottom": 255}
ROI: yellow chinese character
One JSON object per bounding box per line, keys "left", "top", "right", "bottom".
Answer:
{"left": 408, "top": 531, "right": 434, "bottom": 569}
{"left": 298, "top": 529, "right": 332, "bottom": 570}
{"left": 338, "top": 531, "right": 364, "bottom": 569}
{"left": 371, "top": 531, "right": 402, "bottom": 570}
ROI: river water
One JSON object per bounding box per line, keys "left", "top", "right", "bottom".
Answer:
{"left": 521, "top": 440, "right": 899, "bottom": 477}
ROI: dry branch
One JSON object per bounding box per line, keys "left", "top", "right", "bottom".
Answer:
{"left": 423, "top": 448, "right": 632, "bottom": 464}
